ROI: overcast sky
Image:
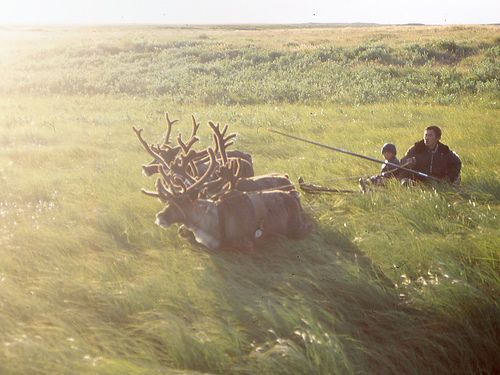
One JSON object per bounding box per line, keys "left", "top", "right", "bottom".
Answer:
{"left": 0, "top": 0, "right": 498, "bottom": 25}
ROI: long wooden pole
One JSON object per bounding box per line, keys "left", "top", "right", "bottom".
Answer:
{"left": 267, "top": 128, "right": 440, "bottom": 182}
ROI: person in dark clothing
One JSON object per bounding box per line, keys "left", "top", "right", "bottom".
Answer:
{"left": 377, "top": 143, "right": 400, "bottom": 179}
{"left": 401, "top": 125, "right": 461, "bottom": 184}
{"left": 359, "top": 143, "right": 400, "bottom": 192}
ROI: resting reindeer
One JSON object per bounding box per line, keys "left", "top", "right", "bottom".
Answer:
{"left": 143, "top": 148, "right": 311, "bottom": 250}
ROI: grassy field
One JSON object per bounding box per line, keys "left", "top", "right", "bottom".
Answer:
{"left": 0, "top": 25, "right": 499, "bottom": 374}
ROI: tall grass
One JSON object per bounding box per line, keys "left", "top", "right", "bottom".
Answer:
{"left": 0, "top": 25, "right": 499, "bottom": 374}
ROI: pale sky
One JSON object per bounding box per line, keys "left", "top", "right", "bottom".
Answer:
{"left": 0, "top": 0, "right": 498, "bottom": 25}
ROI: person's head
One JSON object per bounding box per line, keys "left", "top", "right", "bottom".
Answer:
{"left": 424, "top": 125, "right": 442, "bottom": 149}
{"left": 381, "top": 143, "right": 396, "bottom": 160}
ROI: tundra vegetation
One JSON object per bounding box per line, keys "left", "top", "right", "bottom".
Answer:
{"left": 0, "top": 25, "right": 499, "bottom": 374}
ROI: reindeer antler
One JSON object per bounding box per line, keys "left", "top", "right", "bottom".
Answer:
{"left": 141, "top": 177, "right": 174, "bottom": 203}
{"left": 177, "top": 133, "right": 200, "bottom": 155}
{"left": 133, "top": 127, "right": 169, "bottom": 167}
{"left": 173, "top": 115, "right": 202, "bottom": 155}
{"left": 191, "top": 115, "right": 201, "bottom": 139}
{"left": 217, "top": 158, "right": 242, "bottom": 190}
{"left": 185, "top": 148, "right": 218, "bottom": 195}
{"left": 208, "top": 121, "right": 236, "bottom": 165}
{"left": 162, "top": 112, "right": 179, "bottom": 145}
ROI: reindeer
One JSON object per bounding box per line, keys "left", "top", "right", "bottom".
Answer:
{"left": 143, "top": 148, "right": 311, "bottom": 250}
{"left": 134, "top": 114, "right": 311, "bottom": 249}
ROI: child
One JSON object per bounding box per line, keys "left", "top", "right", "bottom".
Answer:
{"left": 378, "top": 143, "right": 400, "bottom": 179}
{"left": 359, "top": 143, "right": 400, "bottom": 192}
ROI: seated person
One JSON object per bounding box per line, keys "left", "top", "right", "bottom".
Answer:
{"left": 374, "top": 143, "right": 400, "bottom": 181}
{"left": 359, "top": 143, "right": 400, "bottom": 192}
{"left": 400, "top": 125, "right": 461, "bottom": 184}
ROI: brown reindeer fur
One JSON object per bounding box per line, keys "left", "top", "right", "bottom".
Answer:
{"left": 235, "top": 173, "right": 293, "bottom": 192}
{"left": 155, "top": 189, "right": 310, "bottom": 250}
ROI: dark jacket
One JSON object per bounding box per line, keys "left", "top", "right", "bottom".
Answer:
{"left": 380, "top": 156, "right": 400, "bottom": 178}
{"left": 401, "top": 140, "right": 461, "bottom": 183}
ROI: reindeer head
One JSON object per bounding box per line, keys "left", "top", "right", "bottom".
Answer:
{"left": 155, "top": 194, "right": 192, "bottom": 228}
{"left": 141, "top": 147, "right": 217, "bottom": 229}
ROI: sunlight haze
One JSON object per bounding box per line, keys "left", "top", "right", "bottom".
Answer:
{"left": 0, "top": 0, "right": 499, "bottom": 25}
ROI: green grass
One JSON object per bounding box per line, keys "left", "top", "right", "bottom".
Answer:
{"left": 1, "top": 25, "right": 498, "bottom": 104}
{"left": 0, "top": 25, "right": 499, "bottom": 374}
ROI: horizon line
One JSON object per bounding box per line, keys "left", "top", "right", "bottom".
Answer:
{"left": 1, "top": 21, "right": 499, "bottom": 28}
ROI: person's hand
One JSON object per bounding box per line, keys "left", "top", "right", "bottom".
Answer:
{"left": 406, "top": 157, "right": 416, "bottom": 167}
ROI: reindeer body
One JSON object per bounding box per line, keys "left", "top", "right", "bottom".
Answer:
{"left": 155, "top": 190, "right": 310, "bottom": 250}
{"left": 235, "top": 173, "right": 292, "bottom": 192}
